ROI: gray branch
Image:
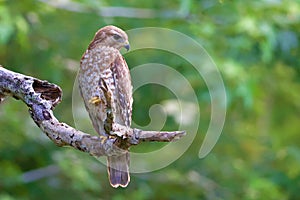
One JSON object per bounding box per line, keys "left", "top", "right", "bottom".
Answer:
{"left": 0, "top": 66, "right": 185, "bottom": 157}
{"left": 38, "top": 0, "right": 187, "bottom": 19}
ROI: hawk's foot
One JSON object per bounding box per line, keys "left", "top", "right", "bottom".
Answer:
{"left": 99, "top": 135, "right": 108, "bottom": 144}
{"left": 89, "top": 96, "right": 102, "bottom": 105}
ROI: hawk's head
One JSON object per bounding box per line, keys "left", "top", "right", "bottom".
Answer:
{"left": 89, "top": 25, "right": 130, "bottom": 51}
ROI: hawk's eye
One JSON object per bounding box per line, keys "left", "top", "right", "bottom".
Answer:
{"left": 113, "top": 34, "right": 121, "bottom": 40}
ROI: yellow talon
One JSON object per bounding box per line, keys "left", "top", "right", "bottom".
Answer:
{"left": 89, "top": 96, "right": 102, "bottom": 105}
{"left": 108, "top": 135, "right": 116, "bottom": 139}
{"left": 100, "top": 135, "right": 107, "bottom": 144}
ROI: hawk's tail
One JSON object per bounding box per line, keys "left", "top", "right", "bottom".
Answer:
{"left": 107, "top": 152, "right": 130, "bottom": 188}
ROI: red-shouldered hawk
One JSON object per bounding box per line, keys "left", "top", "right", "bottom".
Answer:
{"left": 78, "top": 25, "right": 132, "bottom": 188}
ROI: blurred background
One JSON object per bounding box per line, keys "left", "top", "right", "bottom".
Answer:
{"left": 0, "top": 0, "right": 300, "bottom": 199}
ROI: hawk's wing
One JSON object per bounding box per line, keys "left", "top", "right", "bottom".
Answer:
{"left": 111, "top": 54, "right": 133, "bottom": 127}
{"left": 103, "top": 53, "right": 132, "bottom": 188}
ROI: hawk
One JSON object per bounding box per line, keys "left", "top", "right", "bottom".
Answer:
{"left": 78, "top": 25, "right": 132, "bottom": 188}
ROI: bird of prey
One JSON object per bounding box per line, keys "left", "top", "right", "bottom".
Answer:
{"left": 78, "top": 25, "right": 132, "bottom": 188}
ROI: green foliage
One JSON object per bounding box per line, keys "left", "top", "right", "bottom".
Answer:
{"left": 0, "top": 0, "right": 300, "bottom": 199}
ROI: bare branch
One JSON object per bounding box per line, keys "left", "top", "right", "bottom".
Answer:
{"left": 0, "top": 66, "right": 185, "bottom": 157}
{"left": 22, "top": 165, "right": 60, "bottom": 183}
{"left": 112, "top": 123, "right": 185, "bottom": 144}
{"left": 38, "top": 0, "right": 185, "bottom": 19}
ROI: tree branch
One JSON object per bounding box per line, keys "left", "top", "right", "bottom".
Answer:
{"left": 38, "top": 0, "right": 186, "bottom": 19}
{"left": 0, "top": 66, "right": 185, "bottom": 157}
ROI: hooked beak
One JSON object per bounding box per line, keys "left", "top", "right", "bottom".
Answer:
{"left": 124, "top": 42, "right": 130, "bottom": 51}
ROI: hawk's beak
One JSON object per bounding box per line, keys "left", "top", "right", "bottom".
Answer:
{"left": 124, "top": 42, "right": 130, "bottom": 51}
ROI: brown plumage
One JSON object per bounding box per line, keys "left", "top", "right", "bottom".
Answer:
{"left": 78, "top": 25, "right": 132, "bottom": 188}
